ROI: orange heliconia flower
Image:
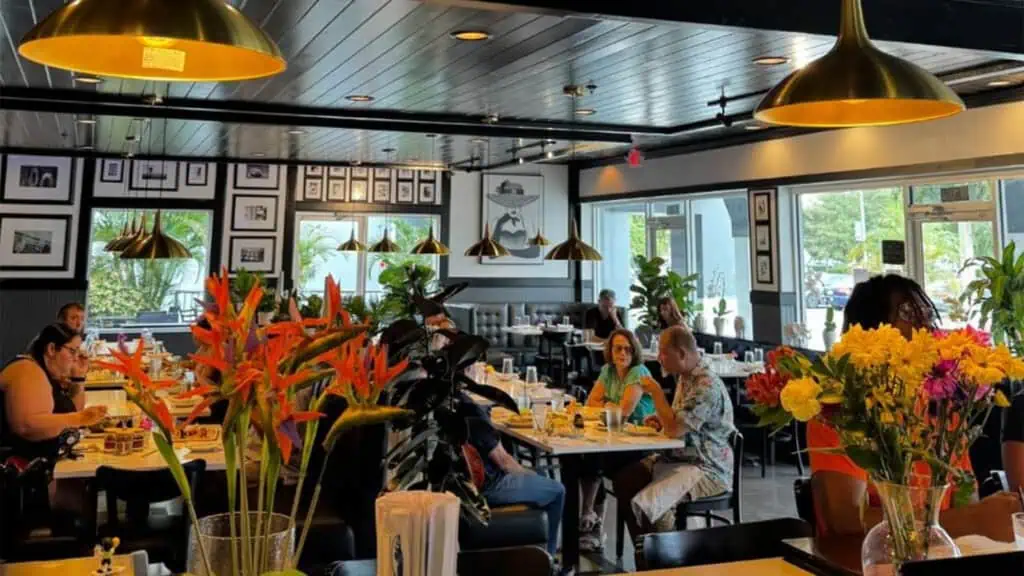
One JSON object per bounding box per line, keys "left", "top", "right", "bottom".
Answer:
{"left": 323, "top": 334, "right": 408, "bottom": 404}
{"left": 94, "top": 342, "right": 177, "bottom": 434}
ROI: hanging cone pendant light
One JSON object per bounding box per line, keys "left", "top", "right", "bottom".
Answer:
{"left": 19, "top": 0, "right": 285, "bottom": 82}
{"left": 464, "top": 223, "right": 510, "bottom": 258}
{"left": 411, "top": 227, "right": 450, "bottom": 256}
{"left": 369, "top": 229, "right": 401, "bottom": 254}
{"left": 755, "top": 0, "right": 964, "bottom": 128}
{"left": 545, "top": 217, "right": 601, "bottom": 261}
{"left": 104, "top": 218, "right": 132, "bottom": 252}
{"left": 529, "top": 230, "right": 551, "bottom": 247}
{"left": 337, "top": 229, "right": 366, "bottom": 252}
{"left": 121, "top": 211, "right": 192, "bottom": 259}
{"left": 117, "top": 214, "right": 150, "bottom": 257}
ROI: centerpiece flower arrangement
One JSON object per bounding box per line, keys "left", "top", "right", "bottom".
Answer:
{"left": 746, "top": 324, "right": 1024, "bottom": 571}
{"left": 96, "top": 270, "right": 413, "bottom": 576}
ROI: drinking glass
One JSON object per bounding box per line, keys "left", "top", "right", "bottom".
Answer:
{"left": 550, "top": 391, "right": 565, "bottom": 413}
{"left": 533, "top": 403, "right": 549, "bottom": 432}
{"left": 755, "top": 348, "right": 765, "bottom": 363}
{"left": 1014, "top": 513, "right": 1024, "bottom": 550}
{"left": 561, "top": 315, "right": 570, "bottom": 327}
{"left": 514, "top": 316, "right": 523, "bottom": 327}
{"left": 713, "top": 342, "right": 724, "bottom": 356}
{"left": 744, "top": 351, "right": 755, "bottom": 364}
{"left": 501, "top": 357, "right": 514, "bottom": 376}
{"left": 604, "top": 405, "right": 624, "bottom": 434}
{"left": 525, "top": 366, "right": 538, "bottom": 385}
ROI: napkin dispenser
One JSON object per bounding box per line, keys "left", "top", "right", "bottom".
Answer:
{"left": 376, "top": 491, "right": 460, "bottom": 576}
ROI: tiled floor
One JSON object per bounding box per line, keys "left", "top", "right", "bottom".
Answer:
{"left": 576, "top": 463, "right": 802, "bottom": 574}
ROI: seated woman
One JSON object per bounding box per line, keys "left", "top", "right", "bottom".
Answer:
{"left": 657, "top": 297, "right": 685, "bottom": 331}
{"left": 1, "top": 323, "right": 107, "bottom": 461}
{"left": 810, "top": 275, "right": 1020, "bottom": 541}
{"left": 578, "top": 328, "right": 656, "bottom": 550}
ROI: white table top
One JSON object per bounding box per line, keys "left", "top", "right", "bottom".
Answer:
{"left": 55, "top": 435, "right": 225, "bottom": 479}
{"left": 491, "top": 414, "right": 685, "bottom": 456}
{"left": 501, "top": 324, "right": 577, "bottom": 336}
{"left": 85, "top": 389, "right": 209, "bottom": 419}
{"left": 612, "top": 558, "right": 811, "bottom": 576}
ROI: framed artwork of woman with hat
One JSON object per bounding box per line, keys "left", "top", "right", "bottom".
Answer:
{"left": 481, "top": 173, "right": 545, "bottom": 264}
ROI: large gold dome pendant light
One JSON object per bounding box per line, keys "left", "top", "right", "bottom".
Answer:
{"left": 120, "top": 210, "right": 193, "bottom": 259}
{"left": 19, "top": 0, "right": 285, "bottom": 82}
{"left": 545, "top": 217, "right": 601, "bottom": 262}
{"left": 754, "top": 0, "right": 965, "bottom": 128}
{"left": 368, "top": 229, "right": 401, "bottom": 254}
{"left": 410, "top": 226, "right": 450, "bottom": 256}
{"left": 337, "top": 229, "right": 366, "bottom": 253}
{"left": 464, "top": 223, "right": 510, "bottom": 258}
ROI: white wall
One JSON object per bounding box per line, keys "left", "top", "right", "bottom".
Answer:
{"left": 581, "top": 100, "right": 1024, "bottom": 197}
{"left": 448, "top": 163, "right": 570, "bottom": 279}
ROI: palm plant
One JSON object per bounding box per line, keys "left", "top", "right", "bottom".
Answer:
{"left": 960, "top": 241, "right": 1024, "bottom": 356}
{"left": 629, "top": 254, "right": 699, "bottom": 329}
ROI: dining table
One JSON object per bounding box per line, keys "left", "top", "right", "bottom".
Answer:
{"left": 85, "top": 389, "right": 210, "bottom": 420}
{"left": 55, "top": 431, "right": 225, "bottom": 480}
{"left": 612, "top": 557, "right": 815, "bottom": 575}
{"left": 489, "top": 408, "right": 686, "bottom": 574}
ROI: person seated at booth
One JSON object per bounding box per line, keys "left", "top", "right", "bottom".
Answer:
{"left": 585, "top": 289, "right": 622, "bottom": 342}
{"left": 57, "top": 302, "right": 86, "bottom": 333}
{"left": 656, "top": 297, "right": 685, "bottom": 331}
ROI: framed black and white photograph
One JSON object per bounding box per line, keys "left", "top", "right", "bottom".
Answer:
{"left": 234, "top": 163, "right": 280, "bottom": 190}
{"left": 0, "top": 214, "right": 71, "bottom": 272}
{"left": 418, "top": 181, "right": 435, "bottom": 204}
{"left": 418, "top": 170, "right": 436, "bottom": 182}
{"left": 305, "top": 165, "right": 324, "bottom": 178}
{"left": 231, "top": 195, "right": 278, "bottom": 232}
{"left": 185, "top": 162, "right": 208, "bottom": 187}
{"left": 373, "top": 168, "right": 391, "bottom": 180}
{"left": 396, "top": 181, "right": 414, "bottom": 204}
{"left": 350, "top": 179, "right": 368, "bottom": 202}
{"left": 756, "top": 254, "right": 773, "bottom": 285}
{"left": 481, "top": 173, "right": 544, "bottom": 265}
{"left": 229, "top": 236, "right": 276, "bottom": 273}
{"left": 130, "top": 159, "right": 178, "bottom": 191}
{"left": 329, "top": 166, "right": 347, "bottom": 178}
{"left": 304, "top": 178, "right": 324, "bottom": 201}
{"left": 373, "top": 180, "right": 391, "bottom": 203}
{"left": 397, "top": 169, "right": 414, "bottom": 181}
{"left": 755, "top": 224, "right": 771, "bottom": 251}
{"left": 100, "top": 159, "right": 124, "bottom": 184}
{"left": 2, "top": 155, "right": 74, "bottom": 203}
{"left": 753, "top": 192, "right": 770, "bottom": 222}
{"left": 351, "top": 166, "right": 369, "bottom": 179}
{"left": 327, "top": 179, "right": 346, "bottom": 201}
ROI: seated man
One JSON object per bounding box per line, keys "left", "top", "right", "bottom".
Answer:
{"left": 1002, "top": 382, "right": 1024, "bottom": 492}
{"left": 584, "top": 289, "right": 622, "bottom": 343}
{"left": 57, "top": 302, "right": 86, "bottom": 333}
{"left": 460, "top": 398, "right": 564, "bottom": 555}
{"left": 613, "top": 326, "right": 734, "bottom": 537}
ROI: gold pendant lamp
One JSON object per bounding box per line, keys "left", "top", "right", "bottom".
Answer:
{"left": 529, "top": 231, "right": 551, "bottom": 247}
{"left": 545, "top": 217, "right": 601, "bottom": 262}
{"left": 19, "top": 0, "right": 285, "bottom": 82}
{"left": 337, "top": 229, "right": 366, "bottom": 252}
{"left": 410, "top": 227, "right": 450, "bottom": 256}
{"left": 103, "top": 217, "right": 132, "bottom": 252}
{"left": 464, "top": 223, "right": 510, "bottom": 258}
{"left": 368, "top": 229, "right": 401, "bottom": 254}
{"left": 119, "top": 213, "right": 151, "bottom": 256}
{"left": 120, "top": 210, "right": 193, "bottom": 259}
{"left": 755, "top": 0, "right": 965, "bottom": 128}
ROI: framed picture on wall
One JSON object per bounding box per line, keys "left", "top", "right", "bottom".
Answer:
{"left": 305, "top": 165, "right": 324, "bottom": 178}
{"left": 351, "top": 166, "right": 369, "bottom": 179}
{"left": 185, "top": 162, "right": 208, "bottom": 187}
{"left": 373, "top": 180, "right": 391, "bottom": 203}
{"left": 100, "top": 159, "right": 124, "bottom": 184}
{"left": 231, "top": 195, "right": 278, "bottom": 232}
{"left": 350, "top": 179, "right": 368, "bottom": 202}
{"left": 327, "top": 179, "right": 346, "bottom": 201}
{"left": 753, "top": 192, "right": 770, "bottom": 222}
{"left": 397, "top": 169, "right": 414, "bottom": 181}
{"left": 0, "top": 214, "right": 71, "bottom": 272}
{"left": 418, "top": 170, "right": 436, "bottom": 182}
{"left": 234, "top": 163, "right": 280, "bottom": 190}
{"left": 756, "top": 254, "right": 773, "bottom": 284}
{"left": 396, "top": 181, "right": 414, "bottom": 204}
{"left": 373, "top": 168, "right": 391, "bottom": 180}
{"left": 481, "top": 173, "right": 544, "bottom": 265}
{"left": 417, "top": 181, "right": 435, "bottom": 204}
{"left": 303, "top": 178, "right": 324, "bottom": 201}
{"left": 328, "top": 166, "right": 347, "bottom": 178}
{"left": 755, "top": 224, "right": 771, "bottom": 251}
{"left": 2, "top": 155, "right": 74, "bottom": 203}
{"left": 229, "top": 236, "right": 276, "bottom": 273}
{"left": 130, "top": 159, "right": 178, "bottom": 191}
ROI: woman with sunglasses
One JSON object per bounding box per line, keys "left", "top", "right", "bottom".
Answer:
{"left": 809, "top": 275, "right": 1020, "bottom": 541}
{"left": 0, "top": 323, "right": 107, "bottom": 461}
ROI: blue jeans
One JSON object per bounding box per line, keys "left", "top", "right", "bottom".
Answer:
{"left": 483, "top": 471, "right": 565, "bottom": 555}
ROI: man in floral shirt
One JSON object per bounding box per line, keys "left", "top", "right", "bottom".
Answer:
{"left": 612, "top": 326, "right": 735, "bottom": 539}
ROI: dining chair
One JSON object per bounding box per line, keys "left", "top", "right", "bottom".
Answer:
{"left": 635, "top": 517, "right": 812, "bottom": 570}
{"left": 88, "top": 460, "right": 206, "bottom": 573}
{"left": 327, "top": 545, "right": 553, "bottom": 576}
{"left": 1, "top": 454, "right": 83, "bottom": 561}
{"left": 674, "top": 431, "right": 743, "bottom": 528}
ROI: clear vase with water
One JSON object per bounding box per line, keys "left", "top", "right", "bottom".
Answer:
{"left": 861, "top": 481, "right": 960, "bottom": 576}
{"left": 188, "top": 512, "right": 295, "bottom": 576}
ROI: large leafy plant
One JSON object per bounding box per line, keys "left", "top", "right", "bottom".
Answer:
{"left": 629, "top": 254, "right": 699, "bottom": 329}
{"left": 379, "top": 263, "right": 436, "bottom": 322}
{"left": 960, "top": 241, "right": 1024, "bottom": 356}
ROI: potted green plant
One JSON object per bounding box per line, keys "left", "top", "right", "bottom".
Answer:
{"left": 629, "top": 254, "right": 699, "bottom": 331}
{"left": 823, "top": 305, "right": 838, "bottom": 350}
{"left": 379, "top": 263, "right": 436, "bottom": 322}
{"left": 960, "top": 240, "right": 1024, "bottom": 356}
{"left": 712, "top": 298, "right": 731, "bottom": 336}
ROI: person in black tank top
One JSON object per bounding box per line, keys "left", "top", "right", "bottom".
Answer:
{"left": 0, "top": 323, "right": 107, "bottom": 461}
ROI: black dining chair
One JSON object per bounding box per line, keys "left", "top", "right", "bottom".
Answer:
{"left": 636, "top": 517, "right": 812, "bottom": 570}
{"left": 327, "top": 545, "right": 553, "bottom": 576}
{"left": 1, "top": 453, "right": 84, "bottom": 561}
{"left": 674, "top": 431, "right": 743, "bottom": 528}
{"left": 88, "top": 460, "right": 206, "bottom": 573}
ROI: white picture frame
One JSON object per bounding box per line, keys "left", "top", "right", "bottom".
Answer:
{"left": 234, "top": 163, "right": 280, "bottom": 190}
{"left": 231, "top": 195, "right": 278, "bottom": 232}
{"left": 99, "top": 158, "right": 124, "bottom": 184}
{"left": 130, "top": 159, "right": 178, "bottom": 191}
{"left": 229, "top": 236, "right": 276, "bottom": 273}
{"left": 481, "top": 173, "right": 544, "bottom": 265}
{"left": 3, "top": 155, "right": 74, "bottom": 203}
{"left": 0, "top": 214, "right": 70, "bottom": 272}
{"left": 327, "top": 179, "right": 346, "bottom": 201}
{"left": 397, "top": 181, "right": 414, "bottom": 204}
{"left": 373, "top": 180, "right": 391, "bottom": 203}
{"left": 755, "top": 224, "right": 771, "bottom": 251}
{"left": 350, "top": 179, "right": 368, "bottom": 202}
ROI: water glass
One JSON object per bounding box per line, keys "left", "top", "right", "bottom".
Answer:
{"left": 525, "top": 366, "right": 538, "bottom": 385}
{"left": 744, "top": 351, "right": 755, "bottom": 364}
{"left": 514, "top": 316, "right": 523, "bottom": 327}
{"left": 1014, "top": 512, "right": 1024, "bottom": 550}
{"left": 754, "top": 348, "right": 765, "bottom": 363}
{"left": 501, "top": 357, "right": 514, "bottom": 376}
{"left": 550, "top": 391, "right": 565, "bottom": 413}
{"left": 561, "top": 315, "right": 570, "bottom": 327}
{"left": 713, "top": 342, "right": 724, "bottom": 356}
{"left": 533, "top": 403, "right": 549, "bottom": 432}
{"left": 604, "top": 405, "right": 624, "bottom": 433}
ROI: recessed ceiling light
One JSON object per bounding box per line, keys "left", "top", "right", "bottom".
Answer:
{"left": 753, "top": 56, "right": 789, "bottom": 66}
{"left": 451, "top": 30, "right": 490, "bottom": 41}
{"left": 253, "top": 152, "right": 265, "bottom": 158}
{"left": 287, "top": 128, "right": 305, "bottom": 135}
{"left": 73, "top": 74, "right": 103, "bottom": 84}
{"left": 345, "top": 94, "right": 374, "bottom": 103}
{"left": 77, "top": 118, "right": 97, "bottom": 125}
{"left": 471, "top": 138, "right": 487, "bottom": 144}
{"left": 575, "top": 108, "right": 596, "bottom": 116}
{"left": 987, "top": 79, "right": 1013, "bottom": 87}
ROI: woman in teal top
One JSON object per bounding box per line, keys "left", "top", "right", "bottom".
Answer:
{"left": 578, "top": 328, "right": 656, "bottom": 551}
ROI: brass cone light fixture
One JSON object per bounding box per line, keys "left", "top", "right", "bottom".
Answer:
{"left": 464, "top": 223, "right": 510, "bottom": 258}
{"left": 19, "top": 0, "right": 286, "bottom": 82}
{"left": 121, "top": 211, "right": 192, "bottom": 259}
{"left": 368, "top": 229, "right": 401, "bottom": 254}
{"left": 545, "top": 218, "right": 601, "bottom": 261}
{"left": 118, "top": 214, "right": 151, "bottom": 257}
{"left": 528, "top": 231, "right": 551, "bottom": 247}
{"left": 754, "top": 0, "right": 964, "bottom": 128}
{"left": 411, "top": 227, "right": 450, "bottom": 256}
{"left": 337, "top": 229, "right": 366, "bottom": 252}
{"left": 103, "top": 219, "right": 132, "bottom": 252}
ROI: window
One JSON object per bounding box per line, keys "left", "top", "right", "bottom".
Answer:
{"left": 593, "top": 202, "right": 648, "bottom": 326}
{"left": 294, "top": 212, "right": 440, "bottom": 300}
{"left": 86, "top": 208, "right": 212, "bottom": 329}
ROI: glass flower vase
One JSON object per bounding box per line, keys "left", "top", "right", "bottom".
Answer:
{"left": 187, "top": 512, "right": 295, "bottom": 576}
{"left": 861, "top": 481, "right": 960, "bottom": 576}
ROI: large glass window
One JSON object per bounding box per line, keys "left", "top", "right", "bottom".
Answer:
{"left": 86, "top": 209, "right": 212, "bottom": 329}
{"left": 594, "top": 202, "right": 647, "bottom": 324}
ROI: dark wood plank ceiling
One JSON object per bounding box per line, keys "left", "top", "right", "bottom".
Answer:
{"left": 0, "top": 0, "right": 1015, "bottom": 165}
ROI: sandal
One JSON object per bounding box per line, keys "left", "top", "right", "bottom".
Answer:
{"left": 579, "top": 531, "right": 605, "bottom": 552}
{"left": 579, "top": 511, "right": 599, "bottom": 533}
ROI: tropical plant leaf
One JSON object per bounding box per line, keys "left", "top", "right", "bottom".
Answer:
{"left": 445, "top": 333, "right": 490, "bottom": 372}
{"left": 383, "top": 424, "right": 436, "bottom": 469}
{"left": 322, "top": 406, "right": 415, "bottom": 452}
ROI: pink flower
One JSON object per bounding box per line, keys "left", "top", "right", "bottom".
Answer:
{"left": 924, "top": 360, "right": 960, "bottom": 400}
